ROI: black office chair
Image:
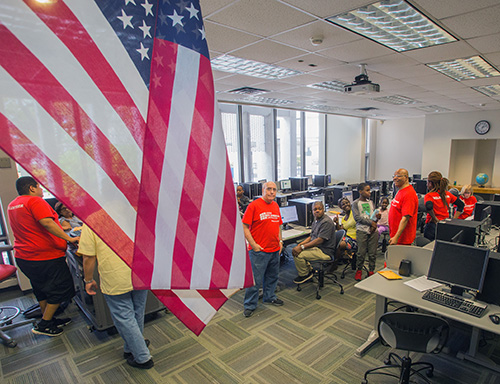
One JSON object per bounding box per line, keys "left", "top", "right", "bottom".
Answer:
{"left": 362, "top": 312, "right": 449, "bottom": 384}
{"left": 296, "top": 229, "right": 344, "bottom": 299}
{"left": 340, "top": 241, "right": 369, "bottom": 279}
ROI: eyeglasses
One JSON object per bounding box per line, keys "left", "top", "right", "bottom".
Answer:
{"left": 393, "top": 174, "right": 405, "bottom": 179}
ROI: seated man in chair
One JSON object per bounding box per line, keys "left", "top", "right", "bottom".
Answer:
{"left": 291, "top": 201, "right": 336, "bottom": 284}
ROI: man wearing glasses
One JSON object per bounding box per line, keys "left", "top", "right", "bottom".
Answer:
{"left": 389, "top": 169, "right": 418, "bottom": 245}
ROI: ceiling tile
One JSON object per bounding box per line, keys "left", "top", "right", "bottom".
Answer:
{"left": 231, "top": 40, "right": 307, "bottom": 64}
{"left": 441, "top": 5, "right": 500, "bottom": 39}
{"left": 205, "top": 21, "right": 261, "bottom": 53}
{"left": 412, "top": 0, "right": 500, "bottom": 20}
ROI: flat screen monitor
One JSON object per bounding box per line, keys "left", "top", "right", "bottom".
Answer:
{"left": 342, "top": 190, "right": 353, "bottom": 204}
{"left": 427, "top": 240, "right": 490, "bottom": 296}
{"left": 413, "top": 174, "right": 422, "bottom": 180}
{"left": 280, "top": 179, "right": 291, "bottom": 191}
{"left": 280, "top": 205, "right": 299, "bottom": 229}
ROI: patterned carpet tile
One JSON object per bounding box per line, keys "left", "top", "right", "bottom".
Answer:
{"left": 197, "top": 318, "right": 251, "bottom": 351}
{"left": 6, "top": 358, "right": 84, "bottom": 384}
{"left": 259, "top": 319, "right": 316, "bottom": 350}
{"left": 251, "top": 356, "right": 324, "bottom": 384}
{"left": 218, "top": 336, "right": 281, "bottom": 376}
{"left": 291, "top": 303, "right": 342, "bottom": 330}
{"left": 171, "top": 357, "right": 242, "bottom": 384}
{"left": 152, "top": 336, "right": 209, "bottom": 376}
{"left": 323, "top": 318, "right": 373, "bottom": 348}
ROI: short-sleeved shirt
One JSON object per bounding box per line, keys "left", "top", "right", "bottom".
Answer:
{"left": 458, "top": 195, "right": 477, "bottom": 220}
{"left": 341, "top": 211, "right": 357, "bottom": 240}
{"left": 78, "top": 225, "right": 133, "bottom": 295}
{"left": 389, "top": 185, "right": 418, "bottom": 245}
{"left": 310, "top": 214, "right": 336, "bottom": 257}
{"left": 242, "top": 198, "right": 282, "bottom": 252}
{"left": 8, "top": 195, "right": 67, "bottom": 261}
{"left": 424, "top": 191, "right": 457, "bottom": 223}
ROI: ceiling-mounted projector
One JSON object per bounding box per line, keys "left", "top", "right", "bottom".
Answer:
{"left": 344, "top": 64, "right": 380, "bottom": 94}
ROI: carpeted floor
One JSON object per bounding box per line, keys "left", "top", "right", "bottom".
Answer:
{"left": 2, "top": 246, "right": 500, "bottom": 383}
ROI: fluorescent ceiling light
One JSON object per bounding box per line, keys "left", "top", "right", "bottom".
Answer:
{"left": 472, "top": 84, "right": 500, "bottom": 97}
{"left": 326, "top": 0, "right": 456, "bottom": 52}
{"left": 374, "top": 94, "right": 420, "bottom": 105}
{"left": 307, "top": 80, "right": 347, "bottom": 93}
{"left": 227, "top": 87, "right": 270, "bottom": 95}
{"left": 416, "top": 105, "right": 451, "bottom": 113}
{"left": 211, "top": 54, "right": 302, "bottom": 79}
{"left": 302, "top": 104, "right": 340, "bottom": 113}
{"left": 426, "top": 56, "right": 500, "bottom": 81}
{"left": 236, "top": 96, "right": 295, "bottom": 106}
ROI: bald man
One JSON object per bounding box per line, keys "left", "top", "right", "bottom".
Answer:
{"left": 388, "top": 169, "right": 418, "bottom": 245}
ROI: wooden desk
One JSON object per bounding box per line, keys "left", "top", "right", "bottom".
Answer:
{"left": 455, "top": 185, "right": 500, "bottom": 195}
{"left": 354, "top": 245, "right": 500, "bottom": 373}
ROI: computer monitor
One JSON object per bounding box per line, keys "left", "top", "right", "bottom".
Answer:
{"left": 414, "top": 179, "right": 427, "bottom": 195}
{"left": 280, "top": 179, "right": 291, "bottom": 191}
{"left": 280, "top": 205, "right": 299, "bottom": 229}
{"left": 342, "top": 190, "right": 353, "bottom": 204}
{"left": 427, "top": 240, "right": 490, "bottom": 296}
{"left": 413, "top": 174, "right": 422, "bottom": 180}
{"left": 313, "top": 174, "right": 328, "bottom": 188}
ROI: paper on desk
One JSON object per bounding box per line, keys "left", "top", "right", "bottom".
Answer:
{"left": 404, "top": 275, "right": 442, "bottom": 292}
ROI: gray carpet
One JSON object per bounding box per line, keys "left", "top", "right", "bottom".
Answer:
{"left": 1, "top": 248, "right": 500, "bottom": 383}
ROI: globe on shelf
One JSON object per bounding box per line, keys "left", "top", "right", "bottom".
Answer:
{"left": 476, "top": 173, "right": 489, "bottom": 187}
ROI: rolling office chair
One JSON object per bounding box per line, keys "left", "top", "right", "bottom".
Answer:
{"left": 296, "top": 229, "right": 344, "bottom": 299}
{"left": 362, "top": 312, "right": 449, "bottom": 384}
{"left": 340, "top": 241, "right": 369, "bottom": 279}
{"left": 0, "top": 261, "right": 36, "bottom": 347}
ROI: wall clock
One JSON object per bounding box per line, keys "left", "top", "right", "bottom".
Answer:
{"left": 475, "top": 120, "right": 490, "bottom": 135}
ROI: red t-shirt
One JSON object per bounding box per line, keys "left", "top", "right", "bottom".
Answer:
{"left": 424, "top": 191, "right": 457, "bottom": 223}
{"left": 458, "top": 195, "right": 477, "bottom": 220}
{"left": 389, "top": 185, "right": 418, "bottom": 245}
{"left": 8, "top": 195, "right": 67, "bottom": 261}
{"left": 242, "top": 198, "right": 282, "bottom": 252}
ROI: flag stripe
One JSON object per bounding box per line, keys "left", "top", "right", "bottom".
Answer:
{"left": 25, "top": 0, "right": 146, "bottom": 149}
{"left": 170, "top": 55, "right": 214, "bottom": 288}
{"left": 0, "top": 23, "right": 140, "bottom": 209}
{"left": 0, "top": 113, "right": 135, "bottom": 265}
{"left": 0, "top": 65, "right": 137, "bottom": 241}
{"left": 0, "top": 0, "right": 142, "bottom": 180}
{"left": 65, "top": 0, "right": 149, "bottom": 121}
{"left": 150, "top": 45, "right": 200, "bottom": 289}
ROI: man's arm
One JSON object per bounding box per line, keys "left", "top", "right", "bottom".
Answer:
{"left": 389, "top": 215, "right": 410, "bottom": 245}
{"left": 39, "top": 217, "right": 79, "bottom": 243}
{"left": 243, "top": 223, "right": 262, "bottom": 252}
{"left": 82, "top": 254, "right": 98, "bottom": 295}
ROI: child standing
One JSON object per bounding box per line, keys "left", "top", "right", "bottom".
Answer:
{"left": 374, "top": 197, "right": 390, "bottom": 235}
{"left": 352, "top": 183, "right": 379, "bottom": 281}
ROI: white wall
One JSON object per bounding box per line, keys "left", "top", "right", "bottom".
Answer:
{"left": 422, "top": 110, "right": 500, "bottom": 185}
{"left": 372, "top": 117, "right": 425, "bottom": 180}
{"left": 326, "top": 114, "right": 364, "bottom": 184}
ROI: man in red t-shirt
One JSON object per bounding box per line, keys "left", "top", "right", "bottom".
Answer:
{"left": 389, "top": 169, "right": 418, "bottom": 245}
{"left": 8, "top": 177, "right": 79, "bottom": 337}
{"left": 241, "top": 181, "right": 283, "bottom": 317}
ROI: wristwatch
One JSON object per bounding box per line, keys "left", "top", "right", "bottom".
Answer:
{"left": 83, "top": 278, "right": 94, "bottom": 284}
{"left": 300, "top": 244, "right": 305, "bottom": 250}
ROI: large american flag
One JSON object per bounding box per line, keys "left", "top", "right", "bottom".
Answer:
{"left": 0, "top": 0, "right": 253, "bottom": 335}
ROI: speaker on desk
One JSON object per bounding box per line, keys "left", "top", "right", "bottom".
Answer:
{"left": 477, "top": 252, "right": 500, "bottom": 306}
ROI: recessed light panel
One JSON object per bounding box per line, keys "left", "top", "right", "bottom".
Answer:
{"left": 416, "top": 105, "right": 451, "bottom": 113}
{"left": 472, "top": 84, "right": 500, "bottom": 97}
{"left": 211, "top": 54, "right": 302, "bottom": 80}
{"left": 326, "top": 0, "right": 456, "bottom": 52}
{"left": 227, "top": 87, "right": 270, "bottom": 95}
{"left": 236, "top": 96, "right": 295, "bottom": 106}
{"left": 374, "top": 95, "right": 420, "bottom": 105}
{"left": 307, "top": 80, "right": 347, "bottom": 93}
{"left": 426, "top": 56, "right": 500, "bottom": 81}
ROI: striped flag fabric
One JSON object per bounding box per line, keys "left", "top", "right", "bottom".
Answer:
{"left": 0, "top": 0, "right": 253, "bottom": 335}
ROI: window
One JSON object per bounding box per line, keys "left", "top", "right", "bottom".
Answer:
{"left": 304, "top": 111, "right": 323, "bottom": 176}
{"left": 276, "top": 109, "right": 302, "bottom": 180}
{"left": 241, "top": 105, "right": 274, "bottom": 182}
{"left": 219, "top": 104, "right": 241, "bottom": 183}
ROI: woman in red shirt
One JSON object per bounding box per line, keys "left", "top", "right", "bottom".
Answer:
{"left": 458, "top": 184, "right": 477, "bottom": 220}
{"left": 423, "top": 171, "right": 464, "bottom": 240}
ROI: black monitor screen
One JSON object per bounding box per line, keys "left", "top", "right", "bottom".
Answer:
{"left": 427, "top": 240, "right": 489, "bottom": 295}
{"left": 414, "top": 179, "right": 427, "bottom": 195}
{"left": 280, "top": 205, "right": 299, "bottom": 224}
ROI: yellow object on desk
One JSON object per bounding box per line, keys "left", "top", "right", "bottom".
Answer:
{"left": 378, "top": 270, "right": 402, "bottom": 280}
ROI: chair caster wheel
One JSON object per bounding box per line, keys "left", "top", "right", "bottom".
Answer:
{"left": 426, "top": 369, "right": 433, "bottom": 378}
{"left": 361, "top": 380, "right": 368, "bottom": 384}
{"left": 6, "top": 341, "right": 17, "bottom": 348}
{"left": 316, "top": 294, "right": 321, "bottom": 300}
{"left": 384, "top": 358, "right": 391, "bottom": 365}
{"left": 297, "top": 286, "right": 301, "bottom": 292}
{"left": 340, "top": 288, "right": 344, "bottom": 294}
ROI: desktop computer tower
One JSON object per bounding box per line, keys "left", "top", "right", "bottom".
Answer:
{"left": 370, "top": 188, "right": 380, "bottom": 205}
{"left": 288, "top": 198, "right": 315, "bottom": 227}
{"left": 290, "top": 177, "right": 308, "bottom": 191}
{"left": 313, "top": 174, "right": 328, "bottom": 188}
{"left": 243, "top": 182, "right": 261, "bottom": 199}
{"left": 276, "top": 193, "right": 291, "bottom": 207}
{"left": 477, "top": 252, "right": 500, "bottom": 305}
{"left": 324, "top": 185, "right": 346, "bottom": 207}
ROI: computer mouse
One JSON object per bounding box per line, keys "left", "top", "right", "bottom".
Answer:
{"left": 489, "top": 314, "right": 500, "bottom": 324}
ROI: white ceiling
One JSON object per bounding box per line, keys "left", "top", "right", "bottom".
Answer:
{"left": 200, "top": 0, "right": 500, "bottom": 119}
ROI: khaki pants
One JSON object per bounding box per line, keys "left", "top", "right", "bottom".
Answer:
{"left": 294, "top": 247, "right": 331, "bottom": 276}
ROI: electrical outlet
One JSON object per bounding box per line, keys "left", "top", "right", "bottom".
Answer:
{"left": 0, "top": 157, "right": 12, "bottom": 168}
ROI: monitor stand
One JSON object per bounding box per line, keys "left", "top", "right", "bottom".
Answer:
{"left": 283, "top": 223, "right": 292, "bottom": 230}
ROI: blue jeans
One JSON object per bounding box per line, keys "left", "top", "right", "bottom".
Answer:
{"left": 244, "top": 250, "right": 280, "bottom": 310}
{"left": 103, "top": 290, "right": 150, "bottom": 363}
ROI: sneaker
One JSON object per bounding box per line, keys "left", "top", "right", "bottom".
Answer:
{"left": 354, "top": 270, "right": 363, "bottom": 281}
{"left": 126, "top": 356, "right": 154, "bottom": 369}
{"left": 368, "top": 271, "right": 375, "bottom": 277}
{"left": 293, "top": 272, "right": 313, "bottom": 284}
{"left": 32, "top": 321, "right": 63, "bottom": 337}
{"left": 124, "top": 339, "right": 150, "bottom": 359}
{"left": 53, "top": 317, "right": 72, "bottom": 328}
{"left": 268, "top": 298, "right": 284, "bottom": 306}
{"left": 243, "top": 309, "right": 254, "bottom": 318}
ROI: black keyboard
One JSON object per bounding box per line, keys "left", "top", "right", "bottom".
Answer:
{"left": 422, "top": 289, "right": 487, "bottom": 318}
